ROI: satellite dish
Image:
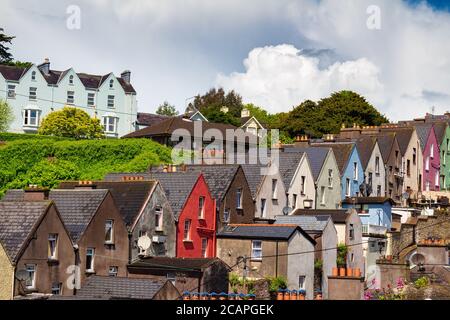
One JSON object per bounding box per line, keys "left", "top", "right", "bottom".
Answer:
{"left": 411, "top": 253, "right": 425, "bottom": 266}
{"left": 402, "top": 192, "right": 410, "bottom": 200}
{"left": 282, "top": 207, "right": 292, "bottom": 215}
{"left": 16, "top": 269, "right": 29, "bottom": 281}
{"left": 137, "top": 235, "right": 151, "bottom": 251}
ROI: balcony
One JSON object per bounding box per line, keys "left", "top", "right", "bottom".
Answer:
{"left": 362, "top": 224, "right": 387, "bottom": 237}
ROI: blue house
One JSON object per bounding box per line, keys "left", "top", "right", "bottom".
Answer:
{"left": 313, "top": 142, "right": 364, "bottom": 200}
{"left": 342, "top": 197, "right": 395, "bottom": 229}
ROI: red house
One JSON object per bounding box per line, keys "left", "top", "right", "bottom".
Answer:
{"left": 149, "top": 171, "right": 216, "bottom": 258}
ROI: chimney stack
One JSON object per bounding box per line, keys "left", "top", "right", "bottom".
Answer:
{"left": 38, "top": 58, "right": 50, "bottom": 75}
{"left": 293, "top": 135, "right": 310, "bottom": 148}
{"left": 121, "top": 70, "right": 131, "bottom": 83}
{"left": 241, "top": 108, "right": 250, "bottom": 118}
{"left": 24, "top": 185, "right": 50, "bottom": 201}
{"left": 75, "top": 180, "right": 97, "bottom": 190}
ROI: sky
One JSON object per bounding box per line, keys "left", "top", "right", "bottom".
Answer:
{"left": 1, "top": 0, "right": 450, "bottom": 121}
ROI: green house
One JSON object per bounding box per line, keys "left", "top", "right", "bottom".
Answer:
{"left": 435, "top": 122, "right": 450, "bottom": 190}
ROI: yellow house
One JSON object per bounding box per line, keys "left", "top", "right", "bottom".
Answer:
{"left": 0, "top": 242, "right": 14, "bottom": 300}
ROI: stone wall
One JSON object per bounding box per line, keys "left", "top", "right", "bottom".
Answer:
{"left": 375, "top": 261, "right": 410, "bottom": 289}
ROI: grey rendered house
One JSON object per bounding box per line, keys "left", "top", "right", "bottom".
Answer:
{"left": 275, "top": 215, "right": 337, "bottom": 299}
{"left": 216, "top": 224, "right": 316, "bottom": 299}
{"left": 59, "top": 180, "right": 176, "bottom": 260}
{"left": 285, "top": 147, "right": 341, "bottom": 209}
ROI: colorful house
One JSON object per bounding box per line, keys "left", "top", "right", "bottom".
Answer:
{"left": 413, "top": 123, "right": 440, "bottom": 191}
{"left": 145, "top": 171, "right": 216, "bottom": 259}
{"left": 432, "top": 122, "right": 450, "bottom": 190}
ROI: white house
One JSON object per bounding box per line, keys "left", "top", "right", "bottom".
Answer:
{"left": 0, "top": 59, "right": 137, "bottom": 137}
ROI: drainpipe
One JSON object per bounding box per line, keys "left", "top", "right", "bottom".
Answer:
{"left": 275, "top": 241, "right": 279, "bottom": 277}
{"left": 73, "top": 244, "right": 79, "bottom": 296}
{"left": 128, "top": 231, "right": 133, "bottom": 267}
{"left": 314, "top": 183, "right": 318, "bottom": 209}
{"left": 213, "top": 199, "right": 217, "bottom": 257}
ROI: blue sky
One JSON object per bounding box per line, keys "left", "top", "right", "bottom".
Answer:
{"left": 1, "top": 0, "right": 450, "bottom": 121}
{"left": 408, "top": 0, "right": 450, "bottom": 10}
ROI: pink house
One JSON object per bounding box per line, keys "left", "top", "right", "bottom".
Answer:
{"left": 414, "top": 124, "right": 440, "bottom": 191}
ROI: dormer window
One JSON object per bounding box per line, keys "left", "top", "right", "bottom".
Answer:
{"left": 31, "top": 71, "right": 36, "bottom": 81}
{"left": 69, "top": 75, "right": 74, "bottom": 85}
{"left": 109, "top": 79, "right": 114, "bottom": 89}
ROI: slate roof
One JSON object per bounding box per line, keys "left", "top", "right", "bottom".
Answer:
{"left": 0, "top": 201, "right": 51, "bottom": 262}
{"left": 123, "top": 117, "right": 237, "bottom": 139}
{"left": 342, "top": 196, "right": 396, "bottom": 205}
{"left": 381, "top": 127, "right": 413, "bottom": 156}
{"left": 312, "top": 142, "right": 354, "bottom": 175}
{"left": 0, "top": 64, "right": 136, "bottom": 93}
{"left": 74, "top": 276, "right": 168, "bottom": 300}
{"left": 105, "top": 172, "right": 201, "bottom": 220}
{"left": 412, "top": 123, "right": 434, "bottom": 151}
{"left": 240, "top": 163, "right": 268, "bottom": 199}
{"left": 151, "top": 164, "right": 240, "bottom": 204}
{"left": 370, "top": 133, "right": 396, "bottom": 164}
{"left": 274, "top": 215, "right": 331, "bottom": 232}
{"left": 284, "top": 147, "right": 330, "bottom": 181}
{"left": 277, "top": 152, "right": 305, "bottom": 190}
{"left": 136, "top": 113, "right": 171, "bottom": 127}
{"left": 292, "top": 208, "right": 350, "bottom": 224}
{"left": 217, "top": 224, "right": 316, "bottom": 244}
{"left": 432, "top": 122, "right": 448, "bottom": 145}
{"left": 355, "top": 136, "right": 377, "bottom": 170}
{"left": 58, "top": 181, "right": 157, "bottom": 226}
{"left": 128, "top": 256, "right": 229, "bottom": 271}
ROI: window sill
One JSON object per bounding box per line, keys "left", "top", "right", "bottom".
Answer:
{"left": 47, "top": 258, "right": 59, "bottom": 265}
{"left": 183, "top": 239, "right": 193, "bottom": 243}
{"left": 155, "top": 228, "right": 164, "bottom": 232}
{"left": 251, "top": 258, "right": 262, "bottom": 262}
{"left": 85, "top": 270, "right": 96, "bottom": 275}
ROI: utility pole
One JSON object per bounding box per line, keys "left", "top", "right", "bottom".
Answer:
{"left": 238, "top": 255, "right": 249, "bottom": 294}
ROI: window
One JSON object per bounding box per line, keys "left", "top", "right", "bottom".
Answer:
{"left": 201, "top": 238, "right": 208, "bottom": 258}
{"left": 29, "top": 87, "right": 37, "bottom": 100}
{"left": 109, "top": 79, "right": 114, "bottom": 89}
{"left": 69, "top": 74, "right": 74, "bottom": 85}
{"left": 138, "top": 231, "right": 147, "bottom": 255}
{"left": 48, "top": 234, "right": 58, "bottom": 260}
{"left": 107, "top": 95, "right": 115, "bottom": 108}
{"left": 346, "top": 178, "right": 351, "bottom": 197}
{"left": 368, "top": 172, "right": 373, "bottom": 189}
{"left": 413, "top": 148, "right": 417, "bottom": 165}
{"left": 198, "top": 196, "right": 205, "bottom": 218}
{"left": 260, "top": 199, "right": 266, "bottom": 218}
{"left": 86, "top": 248, "right": 95, "bottom": 272}
{"left": 426, "top": 181, "right": 430, "bottom": 191}
{"left": 51, "top": 283, "right": 62, "bottom": 295}
{"left": 67, "top": 90, "right": 74, "bottom": 104}
{"left": 183, "top": 219, "right": 191, "bottom": 240}
{"left": 223, "top": 208, "right": 230, "bottom": 223}
{"left": 430, "top": 144, "right": 434, "bottom": 159}
{"left": 447, "top": 139, "right": 450, "bottom": 152}
{"left": 25, "top": 264, "right": 36, "bottom": 289}
{"left": 435, "top": 171, "right": 439, "bottom": 187}
{"left": 407, "top": 159, "right": 411, "bottom": 176}
{"left": 328, "top": 169, "right": 333, "bottom": 187}
{"left": 349, "top": 224, "right": 355, "bottom": 240}
{"left": 103, "top": 116, "right": 117, "bottom": 133}
{"left": 321, "top": 186, "right": 326, "bottom": 205}
{"left": 31, "top": 71, "right": 36, "bottom": 81}
{"left": 105, "top": 219, "right": 114, "bottom": 244}
{"left": 251, "top": 240, "right": 262, "bottom": 260}
{"left": 7, "top": 84, "right": 15, "bottom": 98}
{"left": 271, "top": 179, "right": 278, "bottom": 199}
{"left": 377, "top": 185, "right": 382, "bottom": 196}
{"left": 300, "top": 176, "right": 306, "bottom": 195}
{"left": 298, "top": 276, "right": 306, "bottom": 290}
{"left": 353, "top": 162, "right": 358, "bottom": 180}
{"left": 375, "top": 156, "right": 380, "bottom": 174}
{"left": 425, "top": 156, "right": 430, "bottom": 171}
{"left": 87, "top": 92, "right": 95, "bottom": 106}
{"left": 23, "top": 109, "right": 39, "bottom": 126}
{"left": 236, "top": 188, "right": 242, "bottom": 209}
{"left": 108, "top": 266, "right": 118, "bottom": 277}
{"left": 155, "top": 208, "right": 163, "bottom": 231}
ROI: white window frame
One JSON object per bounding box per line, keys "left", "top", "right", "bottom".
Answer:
{"left": 272, "top": 179, "right": 278, "bottom": 199}
{"left": 86, "top": 248, "right": 95, "bottom": 272}
{"left": 155, "top": 208, "right": 163, "bottom": 231}
{"left": 223, "top": 208, "right": 230, "bottom": 223}
{"left": 109, "top": 79, "right": 114, "bottom": 89}
{"left": 48, "top": 234, "right": 58, "bottom": 260}
{"left": 346, "top": 178, "right": 351, "bottom": 197}
{"left": 138, "top": 231, "right": 147, "bottom": 255}
{"left": 29, "top": 87, "right": 37, "bottom": 101}
{"left": 353, "top": 162, "right": 358, "bottom": 180}
{"left": 103, "top": 116, "right": 117, "bottom": 133}
{"left": 31, "top": 71, "right": 36, "bottom": 81}
{"left": 183, "top": 219, "right": 191, "bottom": 241}
{"left": 23, "top": 109, "right": 39, "bottom": 127}
{"left": 67, "top": 90, "right": 75, "bottom": 104}
{"left": 251, "top": 240, "right": 262, "bottom": 260}
{"left": 298, "top": 276, "right": 306, "bottom": 290}
{"left": 198, "top": 196, "right": 205, "bottom": 219}
{"left": 328, "top": 169, "right": 333, "bottom": 188}
{"left": 108, "top": 266, "right": 118, "bottom": 277}
{"left": 87, "top": 92, "right": 95, "bottom": 107}
{"left": 425, "top": 156, "right": 430, "bottom": 171}
{"left": 107, "top": 95, "right": 115, "bottom": 108}
{"left": 236, "top": 188, "right": 243, "bottom": 209}
{"left": 51, "top": 282, "right": 62, "bottom": 295}
{"left": 293, "top": 194, "right": 297, "bottom": 208}
{"left": 7, "top": 84, "right": 15, "bottom": 98}
{"left": 321, "top": 186, "right": 326, "bottom": 205}
{"left": 69, "top": 74, "right": 74, "bottom": 85}
{"left": 301, "top": 176, "right": 306, "bottom": 195}
{"left": 201, "top": 238, "right": 208, "bottom": 258}
{"left": 25, "top": 264, "right": 36, "bottom": 289}
{"left": 105, "top": 219, "right": 114, "bottom": 244}
{"left": 430, "top": 144, "right": 434, "bottom": 159}
{"left": 260, "top": 198, "right": 267, "bottom": 218}
{"left": 435, "top": 171, "right": 439, "bottom": 187}
{"left": 375, "top": 156, "right": 380, "bottom": 174}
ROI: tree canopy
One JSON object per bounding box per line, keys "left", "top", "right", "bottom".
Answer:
{"left": 38, "top": 107, "right": 105, "bottom": 139}
{"left": 156, "top": 101, "right": 179, "bottom": 116}
{"left": 191, "top": 88, "right": 244, "bottom": 120}
{"left": 0, "top": 99, "right": 13, "bottom": 132}
{"left": 0, "top": 28, "right": 14, "bottom": 63}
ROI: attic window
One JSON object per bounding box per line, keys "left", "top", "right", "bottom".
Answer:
{"left": 69, "top": 75, "right": 74, "bottom": 85}
{"left": 109, "top": 79, "right": 114, "bottom": 89}
{"left": 31, "top": 71, "right": 36, "bottom": 81}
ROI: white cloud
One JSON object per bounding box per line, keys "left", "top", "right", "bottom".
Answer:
{"left": 217, "top": 44, "right": 384, "bottom": 113}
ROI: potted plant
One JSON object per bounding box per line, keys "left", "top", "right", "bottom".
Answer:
{"left": 298, "top": 289, "right": 306, "bottom": 300}
{"left": 337, "top": 243, "right": 348, "bottom": 276}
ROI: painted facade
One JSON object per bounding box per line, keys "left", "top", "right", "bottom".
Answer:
{"left": 255, "top": 168, "right": 286, "bottom": 220}
{"left": 420, "top": 127, "right": 440, "bottom": 191}
{"left": 439, "top": 124, "right": 450, "bottom": 190}
{"left": 341, "top": 145, "right": 365, "bottom": 200}
{"left": 0, "top": 62, "right": 137, "bottom": 137}
{"left": 364, "top": 142, "right": 386, "bottom": 197}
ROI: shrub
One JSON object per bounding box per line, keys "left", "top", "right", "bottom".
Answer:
{"left": 266, "top": 276, "right": 287, "bottom": 293}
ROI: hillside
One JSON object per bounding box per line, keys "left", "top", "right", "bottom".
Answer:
{"left": 0, "top": 133, "right": 172, "bottom": 197}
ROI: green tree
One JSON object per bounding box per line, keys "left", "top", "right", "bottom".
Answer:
{"left": 156, "top": 101, "right": 179, "bottom": 116}
{"left": 38, "top": 106, "right": 105, "bottom": 139}
{"left": 0, "top": 99, "right": 13, "bottom": 132}
{"left": 0, "top": 28, "right": 14, "bottom": 63}
{"left": 191, "top": 88, "right": 244, "bottom": 123}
